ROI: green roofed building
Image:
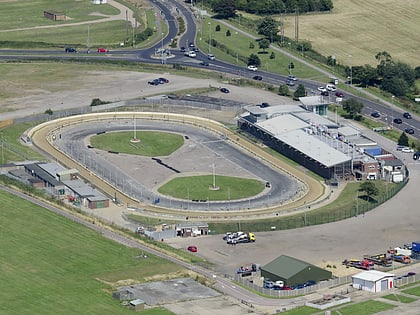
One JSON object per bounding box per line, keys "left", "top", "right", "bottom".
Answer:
{"left": 261, "top": 255, "right": 332, "bottom": 287}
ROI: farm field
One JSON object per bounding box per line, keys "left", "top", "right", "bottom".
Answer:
{"left": 0, "top": 188, "right": 182, "bottom": 315}
{"left": 282, "top": 0, "right": 420, "bottom": 67}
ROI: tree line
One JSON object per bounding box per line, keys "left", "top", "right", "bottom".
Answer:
{"left": 207, "top": 0, "right": 333, "bottom": 17}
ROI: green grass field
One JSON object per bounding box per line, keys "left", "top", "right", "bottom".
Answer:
{"left": 382, "top": 293, "right": 416, "bottom": 303}
{"left": 402, "top": 285, "right": 420, "bottom": 297}
{"left": 0, "top": 188, "right": 181, "bottom": 315}
{"left": 331, "top": 300, "right": 395, "bottom": 315}
{"left": 158, "top": 175, "right": 265, "bottom": 201}
{"left": 281, "top": 0, "right": 419, "bottom": 67}
{"left": 90, "top": 131, "right": 184, "bottom": 156}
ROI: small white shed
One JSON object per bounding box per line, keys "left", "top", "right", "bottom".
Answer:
{"left": 352, "top": 270, "right": 394, "bottom": 293}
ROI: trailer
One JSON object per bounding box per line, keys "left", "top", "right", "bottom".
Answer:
{"left": 391, "top": 255, "right": 411, "bottom": 264}
{"left": 364, "top": 254, "right": 393, "bottom": 267}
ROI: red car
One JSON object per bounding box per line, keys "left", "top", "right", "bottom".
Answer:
{"left": 187, "top": 246, "right": 197, "bottom": 252}
{"left": 97, "top": 47, "right": 109, "bottom": 53}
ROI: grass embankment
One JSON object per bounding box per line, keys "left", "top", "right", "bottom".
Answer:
{"left": 0, "top": 188, "right": 181, "bottom": 315}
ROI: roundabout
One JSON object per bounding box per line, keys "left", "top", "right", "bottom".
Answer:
{"left": 28, "top": 111, "right": 327, "bottom": 221}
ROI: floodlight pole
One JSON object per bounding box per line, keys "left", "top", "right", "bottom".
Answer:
{"left": 212, "top": 164, "right": 216, "bottom": 188}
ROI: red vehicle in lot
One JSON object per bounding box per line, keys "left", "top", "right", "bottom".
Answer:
{"left": 97, "top": 47, "right": 109, "bottom": 53}
{"left": 187, "top": 246, "right": 197, "bottom": 252}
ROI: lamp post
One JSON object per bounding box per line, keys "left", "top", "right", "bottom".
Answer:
{"left": 208, "top": 21, "right": 211, "bottom": 54}
{"left": 349, "top": 54, "right": 352, "bottom": 85}
{"left": 391, "top": 95, "right": 395, "bottom": 128}
{"left": 161, "top": 32, "right": 164, "bottom": 64}
{"left": 235, "top": 31, "right": 238, "bottom": 64}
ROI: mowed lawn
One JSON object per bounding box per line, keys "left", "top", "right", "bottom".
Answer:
{"left": 158, "top": 175, "right": 265, "bottom": 201}
{"left": 90, "top": 131, "right": 184, "bottom": 156}
{"left": 281, "top": 0, "right": 420, "bottom": 67}
{"left": 0, "top": 189, "right": 182, "bottom": 315}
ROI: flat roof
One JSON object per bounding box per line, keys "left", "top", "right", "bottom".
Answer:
{"left": 37, "top": 162, "right": 67, "bottom": 177}
{"left": 24, "top": 164, "right": 63, "bottom": 187}
{"left": 63, "top": 179, "right": 107, "bottom": 199}
{"left": 293, "top": 112, "right": 339, "bottom": 128}
{"left": 256, "top": 114, "right": 310, "bottom": 135}
{"left": 277, "top": 130, "right": 351, "bottom": 167}
{"left": 299, "top": 95, "right": 330, "bottom": 106}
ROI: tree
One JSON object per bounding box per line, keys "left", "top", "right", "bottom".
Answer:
{"left": 212, "top": 0, "right": 237, "bottom": 18}
{"left": 44, "top": 108, "right": 53, "bottom": 115}
{"left": 270, "top": 52, "right": 275, "bottom": 59}
{"left": 398, "top": 132, "right": 409, "bottom": 147}
{"left": 215, "top": 25, "right": 221, "bottom": 32}
{"left": 278, "top": 84, "right": 289, "bottom": 96}
{"left": 249, "top": 42, "right": 254, "bottom": 49}
{"left": 248, "top": 53, "right": 261, "bottom": 66}
{"left": 342, "top": 98, "right": 364, "bottom": 119}
{"left": 226, "top": 29, "right": 231, "bottom": 36}
{"left": 258, "top": 39, "right": 270, "bottom": 53}
{"left": 293, "top": 84, "right": 306, "bottom": 99}
{"left": 359, "top": 181, "right": 378, "bottom": 202}
{"left": 257, "top": 17, "right": 279, "bottom": 39}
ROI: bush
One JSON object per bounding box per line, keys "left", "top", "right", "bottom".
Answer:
{"left": 215, "top": 25, "right": 221, "bottom": 32}
{"left": 226, "top": 30, "right": 231, "bottom": 36}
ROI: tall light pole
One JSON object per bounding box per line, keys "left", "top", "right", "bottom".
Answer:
{"left": 235, "top": 31, "right": 238, "bottom": 64}
{"left": 208, "top": 21, "right": 211, "bottom": 53}
{"left": 391, "top": 95, "right": 395, "bottom": 128}
{"left": 161, "top": 32, "right": 164, "bottom": 64}
{"left": 349, "top": 54, "right": 352, "bottom": 85}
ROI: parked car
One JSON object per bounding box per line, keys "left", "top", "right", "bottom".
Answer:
{"left": 220, "top": 87, "right": 230, "bottom": 93}
{"left": 253, "top": 75, "right": 262, "bottom": 81}
{"left": 287, "top": 75, "right": 297, "bottom": 81}
{"left": 371, "top": 111, "right": 380, "bottom": 118}
{"left": 326, "top": 84, "right": 337, "bottom": 92}
{"left": 260, "top": 102, "right": 269, "bottom": 108}
{"left": 65, "top": 47, "right": 77, "bottom": 53}
{"left": 318, "top": 86, "right": 327, "bottom": 93}
{"left": 148, "top": 79, "right": 160, "bottom": 85}
{"left": 187, "top": 245, "right": 197, "bottom": 252}
{"left": 247, "top": 65, "right": 258, "bottom": 71}
{"left": 335, "top": 92, "right": 345, "bottom": 98}
{"left": 401, "top": 147, "right": 414, "bottom": 153}
{"left": 393, "top": 118, "right": 402, "bottom": 124}
{"left": 321, "top": 91, "right": 329, "bottom": 96}
{"left": 158, "top": 77, "right": 169, "bottom": 84}
{"left": 207, "top": 53, "right": 215, "bottom": 60}
{"left": 404, "top": 128, "right": 414, "bottom": 134}
{"left": 97, "top": 47, "right": 109, "bottom": 53}
{"left": 403, "top": 112, "right": 412, "bottom": 119}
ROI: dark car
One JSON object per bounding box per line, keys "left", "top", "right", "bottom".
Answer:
{"left": 371, "top": 111, "right": 380, "bottom": 118}
{"left": 260, "top": 102, "right": 269, "bottom": 108}
{"left": 321, "top": 91, "right": 329, "bottom": 96}
{"left": 65, "top": 47, "right": 77, "bottom": 53}
{"left": 200, "top": 61, "right": 209, "bottom": 66}
{"left": 335, "top": 92, "right": 345, "bottom": 98}
{"left": 187, "top": 245, "right": 197, "bottom": 252}
{"left": 253, "top": 75, "right": 262, "bottom": 81}
{"left": 220, "top": 87, "right": 230, "bottom": 93}
{"left": 403, "top": 112, "right": 412, "bottom": 119}
{"left": 404, "top": 128, "right": 414, "bottom": 134}
{"left": 393, "top": 118, "right": 403, "bottom": 124}
{"left": 148, "top": 79, "right": 160, "bottom": 85}
{"left": 97, "top": 47, "right": 109, "bottom": 53}
{"left": 158, "top": 77, "right": 169, "bottom": 84}
{"left": 180, "top": 46, "right": 186, "bottom": 52}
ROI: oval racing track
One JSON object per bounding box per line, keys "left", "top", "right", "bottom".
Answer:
{"left": 28, "top": 111, "right": 328, "bottom": 221}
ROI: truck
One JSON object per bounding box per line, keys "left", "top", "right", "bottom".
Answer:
{"left": 391, "top": 255, "right": 411, "bottom": 264}
{"left": 227, "top": 232, "right": 255, "bottom": 244}
{"left": 342, "top": 259, "right": 374, "bottom": 270}
{"left": 237, "top": 263, "right": 260, "bottom": 276}
{"left": 364, "top": 254, "right": 393, "bottom": 267}
{"left": 388, "top": 247, "right": 412, "bottom": 256}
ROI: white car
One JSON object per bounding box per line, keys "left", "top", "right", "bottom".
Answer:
{"left": 207, "top": 53, "right": 215, "bottom": 60}
{"left": 317, "top": 86, "right": 327, "bottom": 92}
{"left": 247, "top": 65, "right": 258, "bottom": 71}
{"left": 401, "top": 147, "right": 414, "bottom": 153}
{"left": 326, "top": 84, "right": 337, "bottom": 92}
